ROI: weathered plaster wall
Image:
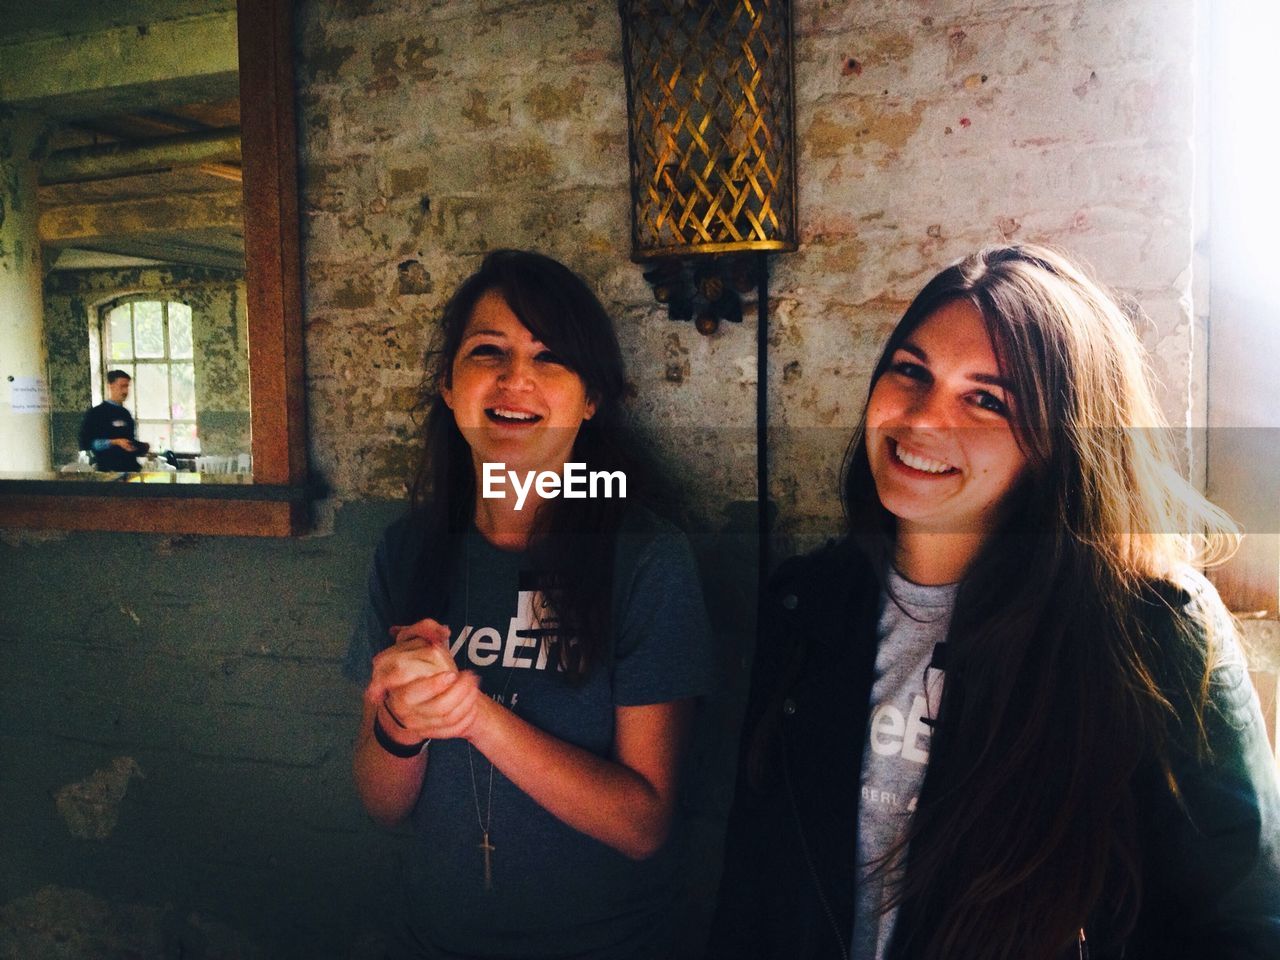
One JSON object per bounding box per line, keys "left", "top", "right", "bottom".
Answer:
{"left": 0, "top": 108, "right": 51, "bottom": 470}
{"left": 43, "top": 265, "right": 251, "bottom": 463}
{"left": 2, "top": 1, "right": 1201, "bottom": 957}
{"left": 777, "top": 0, "right": 1200, "bottom": 541}
{"left": 298, "top": 0, "right": 1198, "bottom": 549}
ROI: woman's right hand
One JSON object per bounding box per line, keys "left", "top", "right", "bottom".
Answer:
{"left": 365, "top": 618, "right": 455, "bottom": 702}
{"left": 388, "top": 616, "right": 451, "bottom": 648}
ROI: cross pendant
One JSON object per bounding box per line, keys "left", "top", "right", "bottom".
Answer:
{"left": 479, "top": 831, "right": 495, "bottom": 891}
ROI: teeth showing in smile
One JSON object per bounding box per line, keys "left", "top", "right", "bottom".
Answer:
{"left": 488, "top": 407, "right": 540, "bottom": 423}
{"left": 893, "top": 441, "right": 955, "bottom": 474}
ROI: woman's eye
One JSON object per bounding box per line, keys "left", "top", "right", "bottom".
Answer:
{"left": 891, "top": 360, "right": 927, "bottom": 380}
{"left": 467, "top": 344, "right": 503, "bottom": 359}
{"left": 973, "top": 391, "right": 1008, "bottom": 415}
{"left": 536, "top": 350, "right": 566, "bottom": 366}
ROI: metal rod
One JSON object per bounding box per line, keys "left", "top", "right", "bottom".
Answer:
{"left": 757, "top": 251, "right": 770, "bottom": 593}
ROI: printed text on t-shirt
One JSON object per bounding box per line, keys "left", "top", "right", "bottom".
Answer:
{"left": 868, "top": 693, "right": 932, "bottom": 764}
{"left": 449, "top": 588, "right": 566, "bottom": 671}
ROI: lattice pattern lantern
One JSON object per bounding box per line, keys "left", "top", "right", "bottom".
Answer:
{"left": 619, "top": 0, "right": 797, "bottom": 334}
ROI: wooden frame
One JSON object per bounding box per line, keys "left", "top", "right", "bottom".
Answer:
{"left": 0, "top": 0, "right": 309, "bottom": 536}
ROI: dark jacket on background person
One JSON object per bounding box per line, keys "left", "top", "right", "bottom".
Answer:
{"left": 78, "top": 401, "right": 146, "bottom": 471}
{"left": 708, "top": 538, "right": 1280, "bottom": 960}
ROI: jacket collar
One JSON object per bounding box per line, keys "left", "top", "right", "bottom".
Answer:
{"left": 771, "top": 535, "right": 882, "bottom": 655}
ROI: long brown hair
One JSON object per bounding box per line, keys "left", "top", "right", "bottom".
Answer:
{"left": 409, "top": 249, "right": 664, "bottom": 677}
{"left": 843, "top": 245, "right": 1239, "bottom": 959}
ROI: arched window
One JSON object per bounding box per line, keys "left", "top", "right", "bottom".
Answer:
{"left": 100, "top": 299, "right": 200, "bottom": 454}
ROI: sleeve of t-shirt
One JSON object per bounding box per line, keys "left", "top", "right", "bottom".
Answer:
{"left": 342, "top": 522, "right": 408, "bottom": 684}
{"left": 610, "top": 524, "right": 716, "bottom": 706}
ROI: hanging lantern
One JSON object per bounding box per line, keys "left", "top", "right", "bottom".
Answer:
{"left": 620, "top": 0, "right": 798, "bottom": 258}
{"left": 619, "top": 0, "right": 797, "bottom": 334}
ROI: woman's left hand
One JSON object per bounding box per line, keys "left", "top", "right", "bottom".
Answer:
{"left": 381, "top": 665, "right": 485, "bottom": 742}
{"left": 367, "top": 618, "right": 483, "bottom": 742}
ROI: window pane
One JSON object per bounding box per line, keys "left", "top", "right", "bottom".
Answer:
{"left": 136, "top": 364, "right": 169, "bottom": 420}
{"left": 137, "top": 421, "right": 170, "bottom": 453}
{"left": 118, "top": 364, "right": 136, "bottom": 416}
{"left": 169, "top": 303, "right": 193, "bottom": 358}
{"left": 108, "top": 305, "right": 134, "bottom": 360}
{"left": 171, "top": 363, "right": 196, "bottom": 420}
{"left": 134, "top": 301, "right": 165, "bottom": 358}
{"left": 172, "top": 421, "right": 200, "bottom": 453}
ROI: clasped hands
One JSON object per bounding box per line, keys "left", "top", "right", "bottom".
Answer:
{"left": 366, "top": 618, "right": 486, "bottom": 746}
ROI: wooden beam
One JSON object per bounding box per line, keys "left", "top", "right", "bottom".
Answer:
{"left": 0, "top": 11, "right": 238, "bottom": 116}
{"left": 41, "top": 129, "right": 241, "bottom": 184}
{"left": 0, "top": 494, "right": 302, "bottom": 537}
{"left": 239, "top": 0, "right": 307, "bottom": 489}
{"left": 39, "top": 191, "right": 242, "bottom": 243}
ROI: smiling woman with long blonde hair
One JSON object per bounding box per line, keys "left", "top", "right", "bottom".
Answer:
{"left": 710, "top": 245, "right": 1280, "bottom": 960}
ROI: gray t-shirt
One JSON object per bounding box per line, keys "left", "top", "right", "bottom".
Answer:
{"left": 346, "top": 511, "right": 714, "bottom": 960}
{"left": 852, "top": 568, "right": 956, "bottom": 960}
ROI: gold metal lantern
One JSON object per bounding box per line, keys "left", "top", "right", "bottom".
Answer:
{"left": 619, "top": 0, "right": 798, "bottom": 261}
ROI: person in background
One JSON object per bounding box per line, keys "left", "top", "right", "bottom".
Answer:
{"left": 78, "top": 370, "right": 148, "bottom": 472}
{"left": 709, "top": 245, "right": 1280, "bottom": 960}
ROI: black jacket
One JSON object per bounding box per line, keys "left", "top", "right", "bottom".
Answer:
{"left": 78, "top": 401, "right": 146, "bottom": 471}
{"left": 709, "top": 538, "right": 1280, "bottom": 960}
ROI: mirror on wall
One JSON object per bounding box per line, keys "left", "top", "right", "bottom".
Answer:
{"left": 1, "top": 2, "right": 250, "bottom": 478}
{"left": 0, "top": 0, "right": 307, "bottom": 535}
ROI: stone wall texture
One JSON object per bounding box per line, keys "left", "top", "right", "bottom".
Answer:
{"left": 297, "top": 0, "right": 1199, "bottom": 547}
{"left": 1, "top": 1, "right": 1205, "bottom": 957}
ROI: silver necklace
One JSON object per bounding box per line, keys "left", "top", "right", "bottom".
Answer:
{"left": 466, "top": 735, "right": 497, "bottom": 891}
{"left": 462, "top": 533, "right": 518, "bottom": 892}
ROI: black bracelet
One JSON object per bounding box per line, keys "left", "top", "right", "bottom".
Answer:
{"left": 373, "top": 713, "right": 428, "bottom": 758}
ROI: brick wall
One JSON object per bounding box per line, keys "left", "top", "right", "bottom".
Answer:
{"left": 297, "top": 0, "right": 1198, "bottom": 542}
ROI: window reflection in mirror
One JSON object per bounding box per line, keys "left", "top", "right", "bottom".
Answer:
{"left": 0, "top": 2, "right": 251, "bottom": 482}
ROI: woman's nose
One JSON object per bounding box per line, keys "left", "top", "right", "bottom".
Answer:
{"left": 498, "top": 355, "right": 535, "bottom": 389}
{"left": 901, "top": 386, "right": 953, "bottom": 430}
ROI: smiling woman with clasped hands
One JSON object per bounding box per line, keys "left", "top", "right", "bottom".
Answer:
{"left": 345, "top": 250, "right": 714, "bottom": 960}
